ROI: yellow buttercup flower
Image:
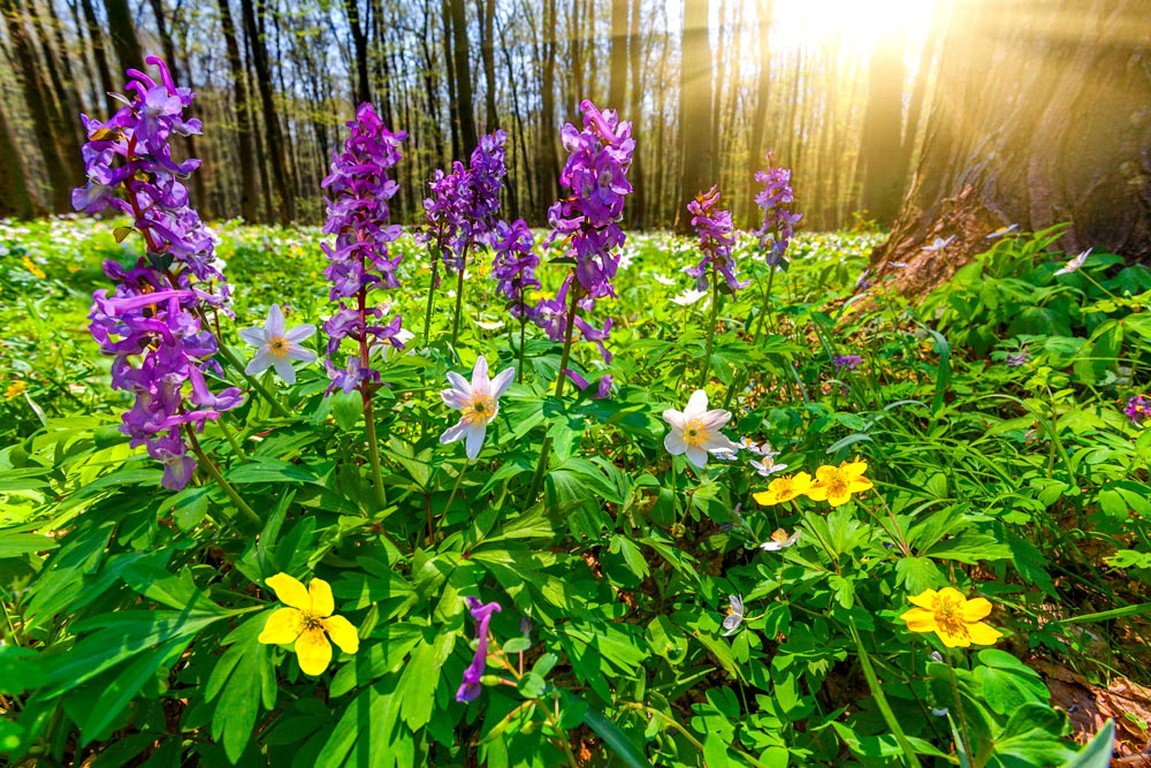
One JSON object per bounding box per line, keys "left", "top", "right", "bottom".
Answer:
{"left": 900, "top": 587, "right": 1002, "bottom": 648}
{"left": 5, "top": 381, "right": 28, "bottom": 400}
{"left": 258, "top": 573, "right": 360, "bottom": 675}
{"left": 806, "top": 459, "right": 872, "bottom": 506}
{"left": 753, "top": 471, "right": 813, "bottom": 506}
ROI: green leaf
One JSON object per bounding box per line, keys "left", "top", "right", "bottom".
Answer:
{"left": 206, "top": 615, "right": 274, "bottom": 764}
{"left": 0, "top": 532, "right": 57, "bottom": 559}
{"left": 581, "top": 708, "right": 651, "bottom": 768}
{"left": 1061, "top": 721, "right": 1114, "bottom": 768}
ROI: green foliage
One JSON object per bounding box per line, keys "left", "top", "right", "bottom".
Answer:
{"left": 1, "top": 220, "right": 1143, "bottom": 766}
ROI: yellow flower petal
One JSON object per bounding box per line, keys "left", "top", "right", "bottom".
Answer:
{"left": 937, "top": 625, "right": 972, "bottom": 648}
{"left": 309, "top": 578, "right": 335, "bottom": 618}
{"left": 791, "top": 472, "right": 814, "bottom": 495}
{"left": 806, "top": 485, "right": 828, "bottom": 501}
{"left": 827, "top": 490, "right": 851, "bottom": 507}
{"left": 935, "top": 587, "right": 966, "bottom": 605}
{"left": 258, "top": 607, "right": 304, "bottom": 645}
{"left": 899, "top": 608, "right": 937, "bottom": 633}
{"left": 295, "top": 627, "right": 333, "bottom": 675}
{"left": 753, "top": 490, "right": 778, "bottom": 506}
{"left": 266, "top": 573, "right": 311, "bottom": 611}
{"left": 848, "top": 477, "right": 873, "bottom": 492}
{"left": 907, "top": 589, "right": 938, "bottom": 610}
{"left": 814, "top": 465, "right": 838, "bottom": 483}
{"left": 961, "top": 597, "right": 993, "bottom": 622}
{"left": 322, "top": 614, "right": 360, "bottom": 655}
{"left": 966, "top": 621, "right": 1002, "bottom": 646}
{"left": 841, "top": 459, "right": 868, "bottom": 478}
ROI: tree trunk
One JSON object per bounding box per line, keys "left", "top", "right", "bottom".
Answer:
{"left": 1, "top": 0, "right": 75, "bottom": 210}
{"left": 240, "top": 0, "right": 295, "bottom": 223}
{"left": 625, "top": 0, "right": 644, "bottom": 227}
{"left": 677, "top": 0, "right": 715, "bottom": 231}
{"left": 745, "top": 0, "right": 773, "bottom": 225}
{"left": 607, "top": 0, "right": 627, "bottom": 109}
{"left": 872, "top": 0, "right": 1151, "bottom": 293}
{"left": 0, "top": 99, "right": 37, "bottom": 217}
{"left": 448, "top": 0, "right": 477, "bottom": 152}
{"left": 537, "top": 0, "right": 559, "bottom": 213}
{"left": 102, "top": 0, "right": 143, "bottom": 74}
{"left": 217, "top": 0, "right": 259, "bottom": 222}
{"left": 78, "top": 0, "right": 116, "bottom": 109}
{"left": 343, "top": 0, "right": 371, "bottom": 104}
{"left": 857, "top": 23, "right": 908, "bottom": 226}
{"left": 477, "top": 0, "right": 498, "bottom": 131}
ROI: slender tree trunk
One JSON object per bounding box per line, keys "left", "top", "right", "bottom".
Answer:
{"left": 677, "top": 0, "right": 714, "bottom": 231}
{"left": 78, "top": 0, "right": 116, "bottom": 108}
{"left": 240, "top": 0, "right": 295, "bottom": 223}
{"left": 217, "top": 0, "right": 259, "bottom": 222}
{"left": 477, "top": 0, "right": 498, "bottom": 131}
{"left": 1, "top": 0, "right": 75, "bottom": 210}
{"left": 447, "top": 0, "right": 477, "bottom": 152}
{"left": 625, "top": 0, "right": 644, "bottom": 227}
{"left": 537, "top": 0, "right": 559, "bottom": 214}
{"left": 607, "top": 0, "right": 627, "bottom": 109}
{"left": 343, "top": 0, "right": 371, "bottom": 104}
{"left": 102, "top": 0, "right": 143, "bottom": 74}
{"left": 746, "top": 0, "right": 773, "bottom": 224}
{"left": 858, "top": 24, "right": 908, "bottom": 226}
{"left": 0, "top": 99, "right": 37, "bottom": 217}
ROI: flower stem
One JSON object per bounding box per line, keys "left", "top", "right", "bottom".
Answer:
{"left": 517, "top": 317, "right": 527, "bottom": 383}
{"left": 216, "top": 343, "right": 293, "bottom": 419}
{"left": 422, "top": 242, "right": 442, "bottom": 344}
{"left": 185, "top": 427, "right": 261, "bottom": 527}
{"left": 360, "top": 385, "right": 386, "bottom": 509}
{"left": 697, "top": 267, "right": 721, "bottom": 389}
{"left": 752, "top": 265, "right": 777, "bottom": 343}
{"left": 450, "top": 241, "right": 472, "bottom": 347}
{"left": 848, "top": 618, "right": 922, "bottom": 768}
{"left": 437, "top": 459, "right": 470, "bottom": 541}
{"left": 528, "top": 277, "right": 581, "bottom": 500}
{"left": 218, "top": 416, "right": 247, "bottom": 462}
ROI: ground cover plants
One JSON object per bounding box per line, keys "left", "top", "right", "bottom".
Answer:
{"left": 1, "top": 57, "right": 1149, "bottom": 768}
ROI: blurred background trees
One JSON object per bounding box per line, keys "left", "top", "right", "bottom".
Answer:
{"left": 0, "top": 0, "right": 1146, "bottom": 273}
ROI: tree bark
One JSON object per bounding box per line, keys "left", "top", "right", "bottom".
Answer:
{"left": 78, "top": 0, "right": 116, "bottom": 109}
{"left": 447, "top": 0, "right": 477, "bottom": 152}
{"left": 240, "top": 0, "right": 295, "bottom": 223}
{"left": 872, "top": 0, "right": 1151, "bottom": 293}
{"left": 745, "top": 0, "right": 773, "bottom": 225}
{"left": 607, "top": 0, "right": 627, "bottom": 109}
{"left": 677, "top": 0, "right": 715, "bottom": 231}
{"left": 343, "top": 0, "right": 371, "bottom": 104}
{"left": 477, "top": 0, "right": 498, "bottom": 131}
{"left": 216, "top": 0, "right": 260, "bottom": 222}
{"left": 102, "top": 0, "right": 143, "bottom": 74}
{"left": 0, "top": 99, "right": 38, "bottom": 217}
{"left": 625, "top": 0, "right": 644, "bottom": 227}
{"left": 537, "top": 0, "right": 559, "bottom": 213}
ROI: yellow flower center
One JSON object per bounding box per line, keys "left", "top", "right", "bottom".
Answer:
{"left": 268, "top": 336, "right": 291, "bottom": 358}
{"left": 932, "top": 596, "right": 969, "bottom": 640}
{"left": 683, "top": 418, "right": 710, "bottom": 447}
{"left": 825, "top": 472, "right": 849, "bottom": 498}
{"left": 300, "top": 610, "right": 324, "bottom": 632}
{"left": 462, "top": 393, "right": 497, "bottom": 426}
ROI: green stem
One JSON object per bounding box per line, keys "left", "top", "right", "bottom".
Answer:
{"left": 218, "top": 417, "right": 247, "bottom": 462}
{"left": 216, "top": 344, "right": 293, "bottom": 419}
{"left": 517, "top": 317, "right": 527, "bottom": 383}
{"left": 528, "top": 277, "right": 581, "bottom": 500}
{"left": 361, "top": 389, "right": 386, "bottom": 508}
{"left": 848, "top": 619, "right": 922, "bottom": 768}
{"left": 752, "top": 264, "right": 778, "bottom": 343}
{"left": 450, "top": 241, "right": 472, "bottom": 347}
{"left": 945, "top": 653, "right": 976, "bottom": 767}
{"left": 439, "top": 459, "right": 470, "bottom": 534}
{"left": 423, "top": 243, "right": 442, "bottom": 344}
{"left": 697, "top": 267, "right": 721, "bottom": 389}
{"left": 186, "top": 427, "right": 261, "bottom": 527}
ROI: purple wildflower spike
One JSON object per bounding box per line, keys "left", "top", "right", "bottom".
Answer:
{"left": 457, "top": 597, "right": 502, "bottom": 703}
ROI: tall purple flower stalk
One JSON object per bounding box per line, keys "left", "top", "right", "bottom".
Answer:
{"left": 456, "top": 597, "right": 502, "bottom": 703}
{"left": 753, "top": 152, "right": 802, "bottom": 270}
{"left": 686, "top": 185, "right": 746, "bottom": 294}
{"left": 491, "top": 219, "right": 540, "bottom": 320}
{"left": 537, "top": 100, "right": 634, "bottom": 370}
{"left": 321, "top": 103, "right": 407, "bottom": 395}
{"left": 76, "top": 56, "right": 241, "bottom": 490}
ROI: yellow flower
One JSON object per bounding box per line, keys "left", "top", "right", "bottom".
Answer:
{"left": 806, "top": 459, "right": 872, "bottom": 506}
{"left": 753, "top": 471, "right": 813, "bottom": 506}
{"left": 900, "top": 587, "right": 1002, "bottom": 648}
{"left": 4, "top": 381, "right": 27, "bottom": 400}
{"left": 21, "top": 255, "right": 45, "bottom": 279}
{"left": 258, "top": 573, "right": 360, "bottom": 675}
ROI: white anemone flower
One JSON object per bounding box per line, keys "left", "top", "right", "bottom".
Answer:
{"left": 923, "top": 235, "right": 955, "bottom": 252}
{"left": 652, "top": 272, "right": 677, "bottom": 286}
{"left": 671, "top": 288, "right": 709, "bottom": 306}
{"left": 439, "top": 355, "right": 515, "bottom": 460}
{"left": 722, "top": 595, "right": 744, "bottom": 636}
{"left": 1055, "top": 248, "right": 1092, "bottom": 275}
{"left": 239, "top": 304, "right": 316, "bottom": 384}
{"left": 662, "top": 389, "right": 740, "bottom": 468}
{"left": 750, "top": 457, "right": 788, "bottom": 477}
{"left": 760, "top": 528, "right": 800, "bottom": 552}
{"left": 986, "top": 223, "right": 1019, "bottom": 239}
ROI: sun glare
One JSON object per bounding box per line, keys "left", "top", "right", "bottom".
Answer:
{"left": 769, "top": 0, "right": 936, "bottom": 55}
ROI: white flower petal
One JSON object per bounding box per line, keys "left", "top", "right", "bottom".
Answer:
{"left": 284, "top": 323, "right": 316, "bottom": 342}
{"left": 286, "top": 344, "right": 316, "bottom": 363}
{"left": 491, "top": 367, "right": 516, "bottom": 398}
{"left": 662, "top": 408, "right": 686, "bottom": 430}
{"left": 446, "top": 371, "right": 471, "bottom": 394}
{"left": 239, "top": 327, "right": 267, "bottom": 347}
{"left": 471, "top": 356, "right": 490, "bottom": 391}
{"left": 273, "top": 358, "right": 296, "bottom": 384}
{"left": 664, "top": 431, "right": 687, "bottom": 455}
{"left": 464, "top": 423, "right": 487, "bottom": 460}
{"left": 246, "top": 347, "right": 274, "bottom": 375}
{"left": 265, "top": 304, "right": 286, "bottom": 337}
{"left": 685, "top": 389, "right": 709, "bottom": 417}
{"left": 685, "top": 445, "right": 709, "bottom": 468}
{"left": 700, "top": 408, "right": 732, "bottom": 429}
{"left": 440, "top": 420, "right": 467, "bottom": 444}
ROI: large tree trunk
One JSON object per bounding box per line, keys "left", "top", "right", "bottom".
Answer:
{"left": 343, "top": 0, "right": 371, "bottom": 104}
{"left": 216, "top": 0, "right": 259, "bottom": 222}
{"left": 872, "top": 0, "right": 1151, "bottom": 293}
{"left": 625, "top": 0, "right": 644, "bottom": 227}
{"left": 78, "top": 0, "right": 116, "bottom": 109}
{"left": 607, "top": 0, "right": 627, "bottom": 109}
{"left": 0, "top": 100, "right": 38, "bottom": 217}
{"left": 447, "top": 0, "right": 477, "bottom": 152}
{"left": 676, "top": 0, "right": 715, "bottom": 231}
{"left": 536, "top": 0, "right": 559, "bottom": 215}
{"left": 857, "top": 23, "right": 907, "bottom": 227}
{"left": 477, "top": 0, "right": 498, "bottom": 131}
{"left": 102, "top": 0, "right": 143, "bottom": 74}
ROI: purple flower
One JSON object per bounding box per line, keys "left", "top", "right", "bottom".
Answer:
{"left": 421, "top": 161, "right": 469, "bottom": 274}
{"left": 463, "top": 130, "right": 507, "bottom": 242}
{"left": 562, "top": 369, "right": 613, "bottom": 399}
{"left": 1125, "top": 395, "right": 1150, "bottom": 425}
{"left": 76, "top": 57, "right": 240, "bottom": 489}
{"left": 457, "top": 597, "right": 502, "bottom": 703}
{"left": 753, "top": 153, "right": 802, "bottom": 269}
{"left": 490, "top": 219, "right": 540, "bottom": 320}
{"left": 1005, "top": 350, "right": 1030, "bottom": 367}
{"left": 535, "top": 100, "right": 634, "bottom": 371}
{"left": 832, "top": 355, "right": 863, "bottom": 372}
{"left": 321, "top": 103, "right": 407, "bottom": 393}
{"left": 685, "top": 185, "right": 746, "bottom": 294}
